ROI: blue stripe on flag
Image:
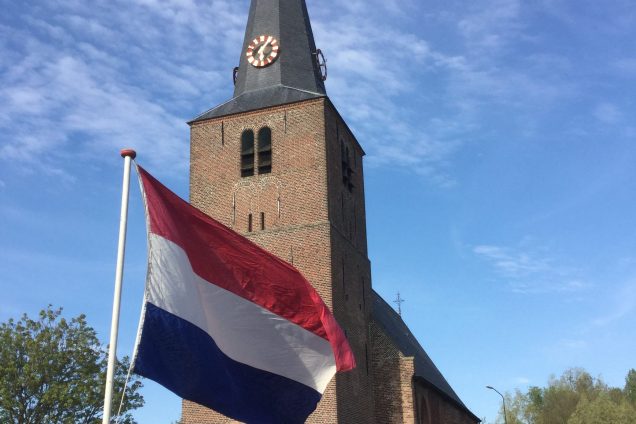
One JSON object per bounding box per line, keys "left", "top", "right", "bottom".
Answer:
{"left": 133, "top": 302, "right": 322, "bottom": 424}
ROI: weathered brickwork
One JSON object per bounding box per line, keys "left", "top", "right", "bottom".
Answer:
{"left": 370, "top": 317, "right": 479, "bottom": 424}
{"left": 185, "top": 98, "right": 374, "bottom": 423}
{"left": 185, "top": 96, "right": 479, "bottom": 424}
{"left": 414, "top": 383, "right": 478, "bottom": 424}
{"left": 370, "top": 320, "right": 416, "bottom": 423}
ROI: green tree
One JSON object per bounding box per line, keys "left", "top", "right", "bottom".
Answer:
{"left": 626, "top": 369, "right": 636, "bottom": 406}
{"left": 568, "top": 394, "right": 636, "bottom": 424}
{"left": 0, "top": 306, "right": 144, "bottom": 424}
{"left": 498, "top": 368, "right": 636, "bottom": 424}
{"left": 500, "top": 390, "right": 528, "bottom": 424}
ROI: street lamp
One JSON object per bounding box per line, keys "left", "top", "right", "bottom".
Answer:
{"left": 486, "top": 385, "right": 508, "bottom": 424}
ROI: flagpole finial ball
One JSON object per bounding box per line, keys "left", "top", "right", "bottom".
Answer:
{"left": 120, "top": 149, "right": 137, "bottom": 159}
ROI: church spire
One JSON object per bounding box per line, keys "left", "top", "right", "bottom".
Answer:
{"left": 191, "top": 0, "right": 327, "bottom": 123}
{"left": 235, "top": 0, "right": 326, "bottom": 96}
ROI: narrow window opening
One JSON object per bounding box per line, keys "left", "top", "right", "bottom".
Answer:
{"left": 221, "top": 121, "right": 225, "bottom": 146}
{"left": 365, "top": 343, "right": 369, "bottom": 375}
{"left": 241, "top": 130, "right": 255, "bottom": 177}
{"left": 260, "top": 212, "right": 265, "bottom": 230}
{"left": 258, "top": 127, "right": 272, "bottom": 174}
{"left": 284, "top": 111, "right": 288, "bottom": 133}
{"left": 340, "top": 140, "right": 346, "bottom": 171}
{"left": 248, "top": 213, "right": 253, "bottom": 232}
{"left": 353, "top": 202, "right": 357, "bottom": 240}
{"left": 341, "top": 193, "right": 344, "bottom": 221}
{"left": 341, "top": 141, "right": 354, "bottom": 192}
{"left": 232, "top": 193, "right": 236, "bottom": 225}
{"left": 362, "top": 277, "right": 366, "bottom": 309}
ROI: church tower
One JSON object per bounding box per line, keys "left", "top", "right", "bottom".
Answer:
{"left": 185, "top": 0, "right": 375, "bottom": 422}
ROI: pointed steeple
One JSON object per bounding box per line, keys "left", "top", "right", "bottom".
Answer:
{"left": 191, "top": 0, "right": 326, "bottom": 123}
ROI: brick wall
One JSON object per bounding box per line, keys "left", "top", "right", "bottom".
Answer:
{"left": 184, "top": 98, "right": 375, "bottom": 423}
{"left": 370, "top": 318, "right": 479, "bottom": 424}
{"left": 370, "top": 319, "right": 416, "bottom": 423}
{"left": 414, "top": 382, "right": 478, "bottom": 424}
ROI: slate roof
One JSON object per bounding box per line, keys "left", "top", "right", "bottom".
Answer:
{"left": 372, "top": 291, "right": 480, "bottom": 421}
{"left": 191, "top": 0, "right": 326, "bottom": 123}
{"left": 190, "top": 85, "right": 324, "bottom": 123}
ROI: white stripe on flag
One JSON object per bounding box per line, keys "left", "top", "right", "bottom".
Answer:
{"left": 146, "top": 233, "right": 337, "bottom": 393}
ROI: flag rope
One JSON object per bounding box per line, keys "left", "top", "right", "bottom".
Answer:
{"left": 115, "top": 292, "right": 148, "bottom": 423}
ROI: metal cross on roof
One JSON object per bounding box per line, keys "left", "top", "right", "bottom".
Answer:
{"left": 393, "top": 292, "right": 405, "bottom": 316}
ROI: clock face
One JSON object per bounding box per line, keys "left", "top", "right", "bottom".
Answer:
{"left": 246, "top": 35, "right": 280, "bottom": 68}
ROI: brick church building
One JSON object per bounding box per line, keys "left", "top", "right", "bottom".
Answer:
{"left": 183, "top": 1, "right": 480, "bottom": 422}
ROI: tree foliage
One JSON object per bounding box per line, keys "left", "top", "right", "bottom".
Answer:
{"left": 0, "top": 306, "right": 144, "bottom": 424}
{"left": 626, "top": 369, "right": 636, "bottom": 406}
{"left": 495, "top": 368, "right": 636, "bottom": 424}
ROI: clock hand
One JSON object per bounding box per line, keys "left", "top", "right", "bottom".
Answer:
{"left": 258, "top": 39, "right": 271, "bottom": 60}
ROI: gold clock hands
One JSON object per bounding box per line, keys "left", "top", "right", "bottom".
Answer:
{"left": 258, "top": 39, "right": 272, "bottom": 61}
{"left": 247, "top": 35, "right": 279, "bottom": 67}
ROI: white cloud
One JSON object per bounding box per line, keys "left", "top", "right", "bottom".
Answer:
{"left": 557, "top": 338, "right": 588, "bottom": 350}
{"left": 473, "top": 245, "right": 551, "bottom": 278}
{"left": 457, "top": 0, "right": 522, "bottom": 52}
{"left": 0, "top": 0, "right": 244, "bottom": 176}
{"left": 592, "top": 278, "right": 636, "bottom": 327}
{"left": 0, "top": 0, "right": 631, "bottom": 186}
{"left": 312, "top": 10, "right": 477, "bottom": 184}
{"left": 514, "top": 377, "right": 531, "bottom": 385}
{"left": 594, "top": 102, "right": 622, "bottom": 125}
{"left": 473, "top": 243, "right": 590, "bottom": 294}
{"left": 614, "top": 58, "right": 636, "bottom": 75}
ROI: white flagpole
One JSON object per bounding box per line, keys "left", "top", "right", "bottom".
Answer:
{"left": 102, "top": 148, "right": 137, "bottom": 424}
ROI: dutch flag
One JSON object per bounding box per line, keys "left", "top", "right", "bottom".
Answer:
{"left": 132, "top": 166, "right": 355, "bottom": 423}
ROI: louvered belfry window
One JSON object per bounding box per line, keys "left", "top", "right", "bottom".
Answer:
{"left": 258, "top": 127, "right": 272, "bottom": 174}
{"left": 241, "top": 129, "right": 255, "bottom": 177}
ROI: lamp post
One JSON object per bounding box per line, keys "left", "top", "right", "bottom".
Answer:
{"left": 486, "top": 385, "right": 508, "bottom": 424}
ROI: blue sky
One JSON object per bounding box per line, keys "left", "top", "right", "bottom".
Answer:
{"left": 1, "top": 0, "right": 635, "bottom": 422}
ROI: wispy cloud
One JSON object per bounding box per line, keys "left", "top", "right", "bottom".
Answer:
{"left": 594, "top": 102, "right": 623, "bottom": 125}
{"left": 313, "top": 4, "right": 479, "bottom": 185}
{"left": 0, "top": 0, "right": 633, "bottom": 187}
{"left": 473, "top": 245, "right": 551, "bottom": 278}
{"left": 555, "top": 338, "right": 588, "bottom": 351}
{"left": 613, "top": 58, "right": 636, "bottom": 76}
{"left": 514, "top": 376, "right": 531, "bottom": 385}
{"left": 457, "top": 0, "right": 522, "bottom": 52}
{"left": 0, "top": 0, "right": 245, "bottom": 177}
{"left": 592, "top": 278, "right": 636, "bottom": 327}
{"left": 473, "top": 243, "right": 589, "bottom": 294}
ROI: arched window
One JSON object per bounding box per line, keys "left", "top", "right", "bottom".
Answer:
{"left": 258, "top": 127, "right": 272, "bottom": 174}
{"left": 241, "top": 129, "right": 255, "bottom": 177}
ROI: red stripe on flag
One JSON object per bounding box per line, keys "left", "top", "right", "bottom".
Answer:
{"left": 138, "top": 166, "right": 355, "bottom": 371}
